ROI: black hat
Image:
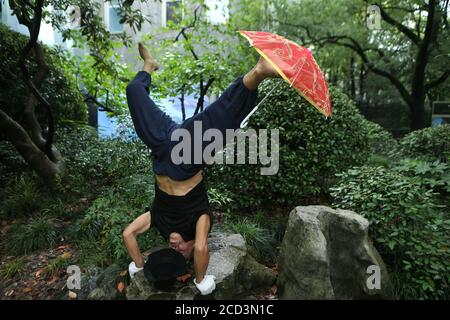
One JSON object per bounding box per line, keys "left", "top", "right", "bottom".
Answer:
{"left": 144, "top": 248, "right": 188, "bottom": 283}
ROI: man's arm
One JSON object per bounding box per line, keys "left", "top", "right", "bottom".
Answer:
{"left": 123, "top": 211, "right": 151, "bottom": 268}
{"left": 193, "top": 214, "right": 211, "bottom": 282}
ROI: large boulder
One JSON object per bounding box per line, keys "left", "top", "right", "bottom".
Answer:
{"left": 126, "top": 232, "right": 276, "bottom": 300}
{"left": 277, "top": 206, "right": 393, "bottom": 300}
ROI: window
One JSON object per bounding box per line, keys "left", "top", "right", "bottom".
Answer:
{"left": 106, "top": 0, "right": 124, "bottom": 33}
{"left": 165, "top": 0, "right": 182, "bottom": 25}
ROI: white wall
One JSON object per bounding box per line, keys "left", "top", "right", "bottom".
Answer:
{"left": 1, "top": 0, "right": 71, "bottom": 48}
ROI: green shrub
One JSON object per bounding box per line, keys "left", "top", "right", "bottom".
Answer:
{"left": 330, "top": 166, "right": 450, "bottom": 299}
{"left": 55, "top": 126, "right": 152, "bottom": 191}
{"left": 392, "top": 124, "right": 450, "bottom": 162}
{"left": 0, "top": 23, "right": 87, "bottom": 128}
{"left": 79, "top": 174, "right": 164, "bottom": 261}
{"left": 72, "top": 239, "right": 110, "bottom": 268}
{"left": 365, "top": 121, "right": 397, "bottom": 156}
{"left": 392, "top": 159, "right": 450, "bottom": 201}
{"left": 1, "top": 175, "right": 43, "bottom": 218}
{"left": 207, "top": 187, "right": 234, "bottom": 212}
{"left": 208, "top": 81, "right": 370, "bottom": 209}
{"left": 5, "top": 217, "right": 62, "bottom": 254}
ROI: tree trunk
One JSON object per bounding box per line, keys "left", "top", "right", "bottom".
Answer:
{"left": 349, "top": 55, "right": 356, "bottom": 99}
{"left": 359, "top": 65, "right": 365, "bottom": 104}
{"left": 409, "top": 97, "right": 427, "bottom": 130}
{"left": 0, "top": 108, "right": 64, "bottom": 186}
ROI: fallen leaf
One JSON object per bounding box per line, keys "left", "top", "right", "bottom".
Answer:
{"left": 23, "top": 287, "right": 32, "bottom": 293}
{"left": 119, "top": 270, "right": 128, "bottom": 277}
{"left": 176, "top": 273, "right": 192, "bottom": 283}
{"left": 68, "top": 291, "right": 77, "bottom": 299}
{"left": 35, "top": 268, "right": 45, "bottom": 278}
{"left": 47, "top": 276, "right": 59, "bottom": 285}
{"left": 60, "top": 252, "right": 72, "bottom": 259}
{"left": 270, "top": 285, "right": 277, "bottom": 295}
{"left": 117, "top": 282, "right": 125, "bottom": 293}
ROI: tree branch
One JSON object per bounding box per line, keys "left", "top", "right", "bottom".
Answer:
{"left": 378, "top": 3, "right": 421, "bottom": 45}
{"left": 12, "top": 0, "right": 57, "bottom": 159}
{"left": 84, "top": 95, "right": 116, "bottom": 113}
{"left": 425, "top": 69, "right": 450, "bottom": 90}
{"left": 0, "top": 108, "right": 62, "bottom": 182}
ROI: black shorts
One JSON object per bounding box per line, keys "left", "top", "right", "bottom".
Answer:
{"left": 145, "top": 180, "right": 212, "bottom": 242}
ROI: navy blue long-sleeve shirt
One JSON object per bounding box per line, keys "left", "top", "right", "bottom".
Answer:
{"left": 126, "top": 71, "right": 258, "bottom": 181}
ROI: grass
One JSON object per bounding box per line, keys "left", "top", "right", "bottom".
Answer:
{"left": 72, "top": 239, "right": 110, "bottom": 269}
{"left": 0, "top": 258, "right": 26, "bottom": 280}
{"left": 45, "top": 255, "right": 73, "bottom": 276}
{"left": 224, "top": 214, "right": 283, "bottom": 264}
{"left": 4, "top": 217, "right": 61, "bottom": 255}
{"left": 1, "top": 175, "right": 43, "bottom": 218}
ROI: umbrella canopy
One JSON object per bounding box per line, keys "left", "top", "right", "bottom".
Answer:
{"left": 239, "top": 30, "right": 332, "bottom": 118}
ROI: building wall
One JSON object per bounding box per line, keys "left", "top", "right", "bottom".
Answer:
{"left": 0, "top": 0, "right": 73, "bottom": 48}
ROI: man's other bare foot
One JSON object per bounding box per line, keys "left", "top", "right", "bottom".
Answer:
{"left": 139, "top": 42, "right": 159, "bottom": 73}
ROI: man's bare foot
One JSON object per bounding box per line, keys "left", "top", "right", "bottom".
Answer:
{"left": 254, "top": 56, "right": 280, "bottom": 79}
{"left": 243, "top": 56, "right": 281, "bottom": 90}
{"left": 138, "top": 42, "right": 159, "bottom": 73}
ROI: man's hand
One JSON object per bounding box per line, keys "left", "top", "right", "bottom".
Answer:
{"left": 128, "top": 261, "right": 144, "bottom": 279}
{"left": 193, "top": 275, "right": 216, "bottom": 295}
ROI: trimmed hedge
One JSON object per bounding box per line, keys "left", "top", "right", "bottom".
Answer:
{"left": 391, "top": 124, "right": 450, "bottom": 162}
{"left": 365, "top": 121, "right": 397, "bottom": 156}
{"left": 208, "top": 80, "right": 371, "bottom": 208}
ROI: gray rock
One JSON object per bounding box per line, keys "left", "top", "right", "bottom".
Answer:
{"left": 277, "top": 206, "right": 393, "bottom": 300}
{"left": 69, "top": 266, "right": 101, "bottom": 300}
{"left": 87, "top": 288, "right": 107, "bottom": 300}
{"left": 70, "top": 264, "right": 124, "bottom": 300}
{"left": 126, "top": 232, "right": 276, "bottom": 300}
{"left": 94, "top": 264, "right": 123, "bottom": 300}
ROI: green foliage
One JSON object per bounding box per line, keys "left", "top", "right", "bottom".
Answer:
{"left": 72, "top": 239, "right": 110, "bottom": 268}
{"left": 224, "top": 216, "right": 278, "bottom": 263}
{"left": 209, "top": 82, "right": 370, "bottom": 208}
{"left": 0, "top": 258, "right": 25, "bottom": 280}
{"left": 207, "top": 187, "right": 234, "bottom": 212}
{"left": 0, "top": 23, "right": 87, "bottom": 126}
{"left": 45, "top": 255, "right": 73, "bottom": 276}
{"left": 392, "top": 159, "right": 450, "bottom": 197}
{"left": 330, "top": 166, "right": 450, "bottom": 299}
{"left": 78, "top": 174, "right": 164, "bottom": 261}
{"left": 272, "top": 0, "right": 450, "bottom": 128}
{"left": 147, "top": 0, "right": 255, "bottom": 118}
{"left": 0, "top": 258, "right": 26, "bottom": 280}
{"left": 54, "top": 126, "right": 152, "bottom": 194}
{"left": 365, "top": 121, "right": 398, "bottom": 156}
{"left": 1, "top": 175, "right": 43, "bottom": 218}
{"left": 4, "top": 217, "right": 62, "bottom": 255}
{"left": 392, "top": 125, "right": 450, "bottom": 162}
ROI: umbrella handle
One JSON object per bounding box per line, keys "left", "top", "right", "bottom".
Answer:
{"left": 240, "top": 80, "right": 283, "bottom": 129}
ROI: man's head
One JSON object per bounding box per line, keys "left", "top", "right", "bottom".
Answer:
{"left": 169, "top": 232, "right": 194, "bottom": 259}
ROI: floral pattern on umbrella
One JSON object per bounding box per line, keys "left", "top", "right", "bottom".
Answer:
{"left": 239, "top": 31, "right": 332, "bottom": 117}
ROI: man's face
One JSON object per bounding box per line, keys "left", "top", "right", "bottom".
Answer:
{"left": 169, "top": 232, "right": 194, "bottom": 259}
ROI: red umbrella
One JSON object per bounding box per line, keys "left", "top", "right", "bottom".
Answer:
{"left": 239, "top": 31, "right": 332, "bottom": 127}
